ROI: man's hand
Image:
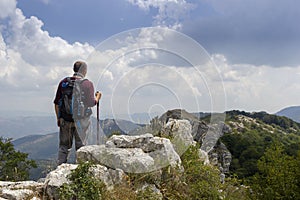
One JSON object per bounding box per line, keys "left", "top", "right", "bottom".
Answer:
{"left": 95, "top": 91, "right": 102, "bottom": 104}
{"left": 57, "top": 118, "right": 60, "bottom": 127}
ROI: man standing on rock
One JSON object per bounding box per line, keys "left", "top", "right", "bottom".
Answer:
{"left": 54, "top": 61, "right": 101, "bottom": 165}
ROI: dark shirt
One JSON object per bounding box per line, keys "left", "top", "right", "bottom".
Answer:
{"left": 54, "top": 76, "right": 97, "bottom": 107}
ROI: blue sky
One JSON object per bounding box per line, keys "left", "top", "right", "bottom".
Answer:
{"left": 17, "top": 0, "right": 300, "bottom": 66}
{"left": 0, "top": 0, "right": 300, "bottom": 119}
{"left": 17, "top": 0, "right": 154, "bottom": 44}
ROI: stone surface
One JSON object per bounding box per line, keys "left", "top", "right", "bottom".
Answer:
{"left": 198, "top": 149, "right": 210, "bottom": 165}
{"left": 136, "top": 183, "right": 163, "bottom": 200}
{"left": 0, "top": 109, "right": 234, "bottom": 200}
{"left": 159, "top": 109, "right": 232, "bottom": 177}
{"left": 0, "top": 181, "right": 43, "bottom": 200}
{"left": 162, "top": 118, "right": 194, "bottom": 156}
{"left": 77, "top": 134, "right": 182, "bottom": 173}
{"left": 208, "top": 141, "right": 232, "bottom": 174}
{"left": 44, "top": 163, "right": 77, "bottom": 199}
{"left": 44, "top": 163, "right": 127, "bottom": 198}
{"left": 89, "top": 165, "right": 126, "bottom": 190}
{"left": 1, "top": 189, "right": 34, "bottom": 200}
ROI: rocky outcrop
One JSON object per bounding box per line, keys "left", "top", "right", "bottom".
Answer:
{"left": 44, "top": 163, "right": 127, "bottom": 199}
{"left": 131, "top": 109, "right": 232, "bottom": 176}
{"left": 77, "top": 133, "right": 182, "bottom": 173}
{"left": 44, "top": 164, "right": 78, "bottom": 199}
{"left": 159, "top": 109, "right": 232, "bottom": 173}
{"left": 0, "top": 181, "right": 44, "bottom": 200}
{"left": 0, "top": 109, "right": 234, "bottom": 199}
{"left": 161, "top": 118, "right": 194, "bottom": 156}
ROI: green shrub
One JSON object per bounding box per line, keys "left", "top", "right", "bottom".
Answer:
{"left": 160, "top": 145, "right": 222, "bottom": 199}
{"left": 59, "top": 161, "right": 107, "bottom": 200}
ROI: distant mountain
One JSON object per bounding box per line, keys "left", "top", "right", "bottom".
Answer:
{"left": 11, "top": 110, "right": 300, "bottom": 181}
{"left": 13, "top": 132, "right": 59, "bottom": 160}
{"left": 276, "top": 106, "right": 300, "bottom": 123}
{"left": 0, "top": 113, "right": 150, "bottom": 140}
{"left": 0, "top": 116, "right": 57, "bottom": 139}
{"left": 192, "top": 112, "right": 211, "bottom": 119}
{"left": 12, "top": 118, "right": 141, "bottom": 160}
{"left": 101, "top": 118, "right": 143, "bottom": 136}
{"left": 106, "top": 112, "right": 161, "bottom": 124}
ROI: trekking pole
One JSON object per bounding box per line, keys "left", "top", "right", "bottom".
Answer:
{"left": 97, "top": 100, "right": 100, "bottom": 145}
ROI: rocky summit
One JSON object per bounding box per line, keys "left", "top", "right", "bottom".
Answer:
{"left": 0, "top": 109, "right": 232, "bottom": 199}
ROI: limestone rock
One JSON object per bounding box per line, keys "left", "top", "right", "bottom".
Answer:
{"left": 198, "top": 149, "right": 210, "bottom": 165}
{"left": 0, "top": 181, "right": 43, "bottom": 200}
{"left": 77, "top": 134, "right": 182, "bottom": 173}
{"left": 44, "top": 163, "right": 127, "bottom": 198}
{"left": 162, "top": 118, "right": 194, "bottom": 156}
{"left": 159, "top": 109, "right": 232, "bottom": 178}
{"left": 89, "top": 163, "right": 127, "bottom": 190}
{"left": 1, "top": 189, "right": 34, "bottom": 200}
{"left": 208, "top": 142, "right": 232, "bottom": 174}
{"left": 136, "top": 183, "right": 163, "bottom": 200}
{"left": 44, "top": 163, "right": 77, "bottom": 199}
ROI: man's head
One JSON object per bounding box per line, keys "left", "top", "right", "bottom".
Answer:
{"left": 73, "top": 61, "right": 87, "bottom": 77}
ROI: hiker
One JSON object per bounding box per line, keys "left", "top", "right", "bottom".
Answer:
{"left": 53, "top": 61, "right": 101, "bottom": 165}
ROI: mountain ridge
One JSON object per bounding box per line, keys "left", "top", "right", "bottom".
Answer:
{"left": 276, "top": 105, "right": 300, "bottom": 123}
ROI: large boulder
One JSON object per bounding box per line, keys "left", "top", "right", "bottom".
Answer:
{"left": 77, "top": 133, "right": 182, "bottom": 173}
{"left": 161, "top": 118, "right": 194, "bottom": 156}
{"left": 44, "top": 164, "right": 78, "bottom": 199}
{"left": 44, "top": 163, "right": 127, "bottom": 199}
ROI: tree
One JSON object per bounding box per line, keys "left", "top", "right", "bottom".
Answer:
{"left": 250, "top": 142, "right": 300, "bottom": 199}
{"left": 0, "top": 137, "right": 36, "bottom": 181}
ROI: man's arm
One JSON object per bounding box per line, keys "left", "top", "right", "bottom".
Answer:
{"left": 54, "top": 104, "right": 60, "bottom": 127}
{"left": 54, "top": 79, "right": 64, "bottom": 127}
{"left": 83, "top": 80, "right": 102, "bottom": 106}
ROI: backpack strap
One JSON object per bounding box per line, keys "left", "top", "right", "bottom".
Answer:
{"left": 76, "top": 78, "right": 88, "bottom": 84}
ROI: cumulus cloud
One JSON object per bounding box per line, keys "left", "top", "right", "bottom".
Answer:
{"left": 0, "top": 4, "right": 94, "bottom": 113}
{"left": 0, "top": 0, "right": 16, "bottom": 19}
{"left": 126, "top": 0, "right": 195, "bottom": 29}
{"left": 1, "top": 1, "right": 299, "bottom": 117}
{"left": 213, "top": 54, "right": 300, "bottom": 112}
{"left": 87, "top": 27, "right": 226, "bottom": 118}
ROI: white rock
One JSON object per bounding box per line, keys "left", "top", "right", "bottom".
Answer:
{"left": 44, "top": 163, "right": 78, "bottom": 199}
{"left": 1, "top": 189, "right": 34, "bottom": 200}
{"left": 77, "top": 134, "right": 182, "bottom": 173}
{"left": 163, "top": 119, "right": 194, "bottom": 156}
{"left": 0, "top": 181, "right": 43, "bottom": 200}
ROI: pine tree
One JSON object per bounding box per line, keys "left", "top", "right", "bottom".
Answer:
{"left": 0, "top": 137, "right": 36, "bottom": 181}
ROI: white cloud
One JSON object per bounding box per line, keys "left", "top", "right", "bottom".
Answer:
{"left": 7, "top": 9, "right": 94, "bottom": 67}
{"left": 0, "top": 0, "right": 16, "bottom": 19}
{"left": 0, "top": 4, "right": 95, "bottom": 113}
{"left": 87, "top": 28, "right": 226, "bottom": 117}
{"left": 1, "top": 2, "right": 299, "bottom": 117}
{"left": 213, "top": 54, "right": 300, "bottom": 113}
{"left": 126, "top": 0, "right": 195, "bottom": 29}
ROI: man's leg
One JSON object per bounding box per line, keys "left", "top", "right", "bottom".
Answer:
{"left": 74, "top": 117, "right": 90, "bottom": 149}
{"left": 74, "top": 128, "right": 84, "bottom": 151}
{"left": 58, "top": 119, "right": 73, "bottom": 165}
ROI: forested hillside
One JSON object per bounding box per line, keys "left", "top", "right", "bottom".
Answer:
{"left": 221, "top": 110, "right": 300, "bottom": 180}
